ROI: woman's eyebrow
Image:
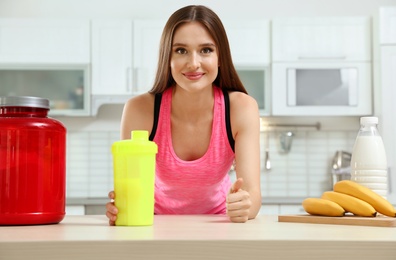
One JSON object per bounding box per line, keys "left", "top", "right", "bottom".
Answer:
{"left": 172, "top": 43, "right": 187, "bottom": 47}
{"left": 172, "top": 42, "right": 216, "bottom": 47}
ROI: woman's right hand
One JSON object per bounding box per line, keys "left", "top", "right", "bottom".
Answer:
{"left": 105, "top": 191, "right": 118, "bottom": 226}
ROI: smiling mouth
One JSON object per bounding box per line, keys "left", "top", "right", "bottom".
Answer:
{"left": 183, "top": 73, "right": 204, "bottom": 80}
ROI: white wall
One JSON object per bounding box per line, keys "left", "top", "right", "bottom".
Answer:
{"left": 0, "top": 0, "right": 394, "bottom": 19}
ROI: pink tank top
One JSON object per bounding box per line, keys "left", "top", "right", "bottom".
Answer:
{"left": 152, "top": 86, "right": 235, "bottom": 214}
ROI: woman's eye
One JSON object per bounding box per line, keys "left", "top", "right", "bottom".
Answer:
{"left": 175, "top": 48, "right": 187, "bottom": 54}
{"left": 201, "top": 47, "right": 214, "bottom": 54}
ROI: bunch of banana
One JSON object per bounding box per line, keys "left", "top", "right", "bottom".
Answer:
{"left": 321, "top": 191, "right": 376, "bottom": 217}
{"left": 334, "top": 180, "right": 396, "bottom": 217}
{"left": 302, "top": 180, "right": 396, "bottom": 218}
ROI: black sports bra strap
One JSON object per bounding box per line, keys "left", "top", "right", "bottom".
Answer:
{"left": 150, "top": 90, "right": 234, "bottom": 152}
{"left": 149, "top": 93, "right": 162, "bottom": 141}
{"left": 222, "top": 89, "right": 235, "bottom": 152}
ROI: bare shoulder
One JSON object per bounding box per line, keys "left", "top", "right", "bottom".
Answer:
{"left": 124, "top": 92, "right": 155, "bottom": 115}
{"left": 121, "top": 93, "right": 155, "bottom": 138}
{"left": 227, "top": 91, "right": 260, "bottom": 133}
{"left": 228, "top": 91, "right": 258, "bottom": 108}
{"left": 228, "top": 91, "right": 259, "bottom": 116}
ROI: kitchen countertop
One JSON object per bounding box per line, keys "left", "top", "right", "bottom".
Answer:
{"left": 1, "top": 215, "right": 396, "bottom": 260}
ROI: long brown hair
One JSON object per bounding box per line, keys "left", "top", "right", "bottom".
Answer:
{"left": 149, "top": 5, "right": 247, "bottom": 94}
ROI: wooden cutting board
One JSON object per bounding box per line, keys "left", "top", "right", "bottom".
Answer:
{"left": 278, "top": 214, "right": 396, "bottom": 227}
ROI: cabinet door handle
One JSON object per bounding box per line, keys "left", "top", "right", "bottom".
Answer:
{"left": 298, "top": 55, "right": 346, "bottom": 60}
{"left": 133, "top": 68, "right": 138, "bottom": 94}
{"left": 126, "top": 67, "right": 131, "bottom": 92}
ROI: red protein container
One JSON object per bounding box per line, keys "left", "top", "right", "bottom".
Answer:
{"left": 0, "top": 96, "right": 66, "bottom": 225}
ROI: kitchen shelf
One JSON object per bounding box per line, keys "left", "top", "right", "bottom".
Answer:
{"left": 260, "top": 121, "right": 321, "bottom": 131}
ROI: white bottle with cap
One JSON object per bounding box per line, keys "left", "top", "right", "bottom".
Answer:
{"left": 350, "top": 117, "right": 388, "bottom": 198}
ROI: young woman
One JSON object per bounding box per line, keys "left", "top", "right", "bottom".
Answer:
{"left": 106, "top": 5, "right": 261, "bottom": 224}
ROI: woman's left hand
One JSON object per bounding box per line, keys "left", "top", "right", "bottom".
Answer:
{"left": 226, "top": 178, "right": 251, "bottom": 223}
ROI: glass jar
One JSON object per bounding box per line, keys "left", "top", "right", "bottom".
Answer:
{"left": 0, "top": 96, "right": 66, "bottom": 225}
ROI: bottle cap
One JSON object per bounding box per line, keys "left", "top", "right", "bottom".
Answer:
{"left": 0, "top": 96, "right": 50, "bottom": 109}
{"left": 112, "top": 130, "right": 158, "bottom": 155}
{"left": 360, "top": 117, "right": 378, "bottom": 125}
{"left": 131, "top": 130, "right": 148, "bottom": 141}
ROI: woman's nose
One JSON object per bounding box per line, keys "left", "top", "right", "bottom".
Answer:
{"left": 187, "top": 52, "right": 200, "bottom": 69}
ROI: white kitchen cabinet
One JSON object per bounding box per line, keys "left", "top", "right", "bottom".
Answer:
{"left": 223, "top": 20, "right": 271, "bottom": 115}
{"left": 91, "top": 20, "right": 133, "bottom": 96}
{"left": 380, "top": 46, "right": 396, "bottom": 205}
{"left": 272, "top": 17, "right": 371, "bottom": 62}
{"left": 380, "top": 7, "right": 396, "bottom": 204}
{"left": 259, "top": 204, "right": 305, "bottom": 215}
{"left": 271, "top": 16, "right": 372, "bottom": 116}
{"left": 237, "top": 68, "right": 271, "bottom": 116}
{"left": 0, "top": 66, "right": 91, "bottom": 116}
{"left": 223, "top": 20, "right": 270, "bottom": 66}
{"left": 133, "top": 20, "right": 164, "bottom": 94}
{"left": 65, "top": 206, "right": 85, "bottom": 216}
{"left": 0, "top": 19, "right": 90, "bottom": 64}
{"left": 91, "top": 19, "right": 272, "bottom": 115}
{"left": 279, "top": 204, "right": 305, "bottom": 215}
{"left": 91, "top": 20, "right": 163, "bottom": 114}
{"left": 379, "top": 7, "right": 396, "bottom": 44}
{"left": 259, "top": 205, "right": 279, "bottom": 215}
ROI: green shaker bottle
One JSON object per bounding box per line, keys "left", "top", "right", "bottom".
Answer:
{"left": 112, "top": 130, "right": 158, "bottom": 226}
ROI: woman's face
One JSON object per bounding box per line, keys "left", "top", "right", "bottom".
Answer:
{"left": 170, "top": 21, "right": 219, "bottom": 92}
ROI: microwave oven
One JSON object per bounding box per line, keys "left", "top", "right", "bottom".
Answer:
{"left": 272, "top": 62, "right": 372, "bottom": 116}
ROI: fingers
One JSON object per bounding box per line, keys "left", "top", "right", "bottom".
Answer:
{"left": 227, "top": 191, "right": 251, "bottom": 212}
{"left": 230, "top": 178, "right": 243, "bottom": 193}
{"left": 106, "top": 191, "right": 117, "bottom": 225}
{"left": 229, "top": 215, "right": 249, "bottom": 223}
{"left": 227, "top": 188, "right": 251, "bottom": 223}
{"left": 105, "top": 202, "right": 118, "bottom": 222}
{"left": 228, "top": 203, "right": 249, "bottom": 223}
{"left": 106, "top": 210, "right": 116, "bottom": 226}
{"left": 106, "top": 201, "right": 118, "bottom": 215}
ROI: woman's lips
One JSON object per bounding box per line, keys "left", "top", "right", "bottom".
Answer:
{"left": 183, "top": 72, "right": 204, "bottom": 80}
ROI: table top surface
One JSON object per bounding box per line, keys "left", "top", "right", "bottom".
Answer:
{"left": 1, "top": 214, "right": 396, "bottom": 242}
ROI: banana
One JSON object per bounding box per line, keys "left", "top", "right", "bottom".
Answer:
{"left": 334, "top": 180, "right": 396, "bottom": 217}
{"left": 302, "top": 198, "right": 345, "bottom": 217}
{"left": 321, "top": 191, "right": 376, "bottom": 217}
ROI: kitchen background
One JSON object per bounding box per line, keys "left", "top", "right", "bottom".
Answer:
{"left": 1, "top": 0, "right": 395, "bottom": 215}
